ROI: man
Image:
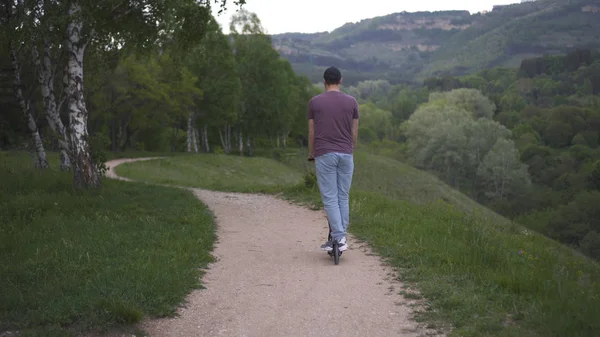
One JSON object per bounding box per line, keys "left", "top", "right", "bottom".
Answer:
{"left": 307, "top": 66, "right": 359, "bottom": 252}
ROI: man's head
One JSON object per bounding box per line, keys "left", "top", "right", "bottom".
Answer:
{"left": 323, "top": 66, "right": 342, "bottom": 87}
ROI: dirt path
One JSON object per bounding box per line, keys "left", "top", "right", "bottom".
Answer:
{"left": 105, "top": 158, "right": 441, "bottom": 337}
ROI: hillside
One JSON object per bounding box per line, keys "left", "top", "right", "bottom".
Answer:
{"left": 271, "top": 0, "right": 600, "bottom": 85}
{"left": 112, "top": 150, "right": 600, "bottom": 336}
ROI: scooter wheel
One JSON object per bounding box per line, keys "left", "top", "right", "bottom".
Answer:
{"left": 333, "top": 244, "right": 340, "bottom": 265}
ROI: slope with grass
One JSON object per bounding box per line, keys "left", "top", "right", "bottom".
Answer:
{"left": 0, "top": 152, "right": 216, "bottom": 336}
{"left": 117, "top": 149, "right": 600, "bottom": 337}
{"left": 114, "top": 154, "right": 303, "bottom": 193}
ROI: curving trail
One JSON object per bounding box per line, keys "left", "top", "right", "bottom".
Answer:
{"left": 104, "top": 158, "right": 441, "bottom": 337}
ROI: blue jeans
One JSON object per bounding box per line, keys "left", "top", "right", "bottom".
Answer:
{"left": 315, "top": 152, "right": 354, "bottom": 241}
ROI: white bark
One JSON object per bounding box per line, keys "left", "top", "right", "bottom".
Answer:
{"left": 227, "top": 124, "right": 232, "bottom": 153}
{"left": 33, "top": 43, "right": 71, "bottom": 171}
{"left": 193, "top": 127, "right": 199, "bottom": 153}
{"left": 218, "top": 127, "right": 225, "bottom": 152}
{"left": 246, "top": 135, "right": 252, "bottom": 156}
{"left": 202, "top": 125, "right": 210, "bottom": 153}
{"left": 239, "top": 130, "right": 243, "bottom": 155}
{"left": 282, "top": 132, "right": 287, "bottom": 148}
{"left": 66, "top": 4, "right": 100, "bottom": 188}
{"left": 187, "top": 114, "right": 193, "bottom": 152}
{"left": 10, "top": 44, "right": 49, "bottom": 169}
{"left": 219, "top": 123, "right": 232, "bottom": 154}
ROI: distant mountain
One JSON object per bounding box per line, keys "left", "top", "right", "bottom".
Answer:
{"left": 270, "top": 0, "right": 600, "bottom": 85}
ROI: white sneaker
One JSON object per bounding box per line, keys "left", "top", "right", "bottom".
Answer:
{"left": 338, "top": 236, "right": 348, "bottom": 252}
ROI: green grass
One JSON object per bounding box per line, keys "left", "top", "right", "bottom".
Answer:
{"left": 117, "top": 148, "right": 600, "bottom": 337}
{"left": 7, "top": 148, "right": 600, "bottom": 336}
{"left": 114, "top": 153, "right": 303, "bottom": 193}
{"left": 349, "top": 191, "right": 600, "bottom": 337}
{"left": 271, "top": 148, "right": 514, "bottom": 224}
{"left": 0, "top": 151, "right": 217, "bottom": 336}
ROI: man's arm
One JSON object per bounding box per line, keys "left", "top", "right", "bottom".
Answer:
{"left": 352, "top": 98, "right": 359, "bottom": 148}
{"left": 352, "top": 118, "right": 359, "bottom": 147}
{"left": 308, "top": 119, "right": 315, "bottom": 159}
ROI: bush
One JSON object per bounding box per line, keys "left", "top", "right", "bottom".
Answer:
{"left": 89, "top": 132, "right": 110, "bottom": 177}
{"left": 304, "top": 171, "right": 317, "bottom": 188}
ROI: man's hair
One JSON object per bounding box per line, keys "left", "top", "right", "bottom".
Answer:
{"left": 323, "top": 66, "right": 342, "bottom": 85}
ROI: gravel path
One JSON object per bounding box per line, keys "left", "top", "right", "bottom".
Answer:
{"left": 104, "top": 158, "right": 441, "bottom": 337}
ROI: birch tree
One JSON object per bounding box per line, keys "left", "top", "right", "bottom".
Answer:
{"left": 230, "top": 9, "right": 290, "bottom": 155}
{"left": 185, "top": 16, "right": 240, "bottom": 154}
{"left": 5, "top": 0, "right": 246, "bottom": 188}
{"left": 2, "top": 0, "right": 49, "bottom": 169}
{"left": 10, "top": 46, "right": 49, "bottom": 169}
{"left": 26, "top": 0, "right": 72, "bottom": 171}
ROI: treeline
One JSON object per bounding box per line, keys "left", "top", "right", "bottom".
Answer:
{"left": 1, "top": 2, "right": 317, "bottom": 188}
{"left": 343, "top": 49, "right": 600, "bottom": 260}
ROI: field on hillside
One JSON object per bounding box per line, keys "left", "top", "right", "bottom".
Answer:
{"left": 0, "top": 152, "right": 216, "bottom": 336}
{"left": 114, "top": 154, "right": 303, "bottom": 193}
{"left": 117, "top": 149, "right": 600, "bottom": 337}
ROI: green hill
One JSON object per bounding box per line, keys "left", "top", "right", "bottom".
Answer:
{"left": 271, "top": 0, "right": 600, "bottom": 84}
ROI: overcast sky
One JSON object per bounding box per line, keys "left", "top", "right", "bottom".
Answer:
{"left": 211, "top": 0, "right": 519, "bottom": 34}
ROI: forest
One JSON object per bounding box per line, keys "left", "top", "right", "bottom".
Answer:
{"left": 1, "top": 1, "right": 317, "bottom": 187}
{"left": 343, "top": 48, "right": 600, "bottom": 261}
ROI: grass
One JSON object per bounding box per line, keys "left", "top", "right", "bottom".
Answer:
{"left": 114, "top": 153, "right": 303, "bottom": 193}
{"left": 5, "top": 148, "right": 600, "bottom": 336}
{"left": 117, "top": 148, "right": 600, "bottom": 337}
{"left": 348, "top": 191, "right": 600, "bottom": 337}
{"left": 0, "top": 151, "right": 217, "bottom": 336}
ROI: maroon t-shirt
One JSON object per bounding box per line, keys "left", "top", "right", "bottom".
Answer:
{"left": 307, "top": 90, "right": 359, "bottom": 158}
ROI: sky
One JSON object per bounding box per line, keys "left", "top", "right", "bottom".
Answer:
{"left": 211, "top": 0, "right": 520, "bottom": 35}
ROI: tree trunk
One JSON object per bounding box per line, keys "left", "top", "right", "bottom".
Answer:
{"left": 227, "top": 124, "right": 232, "bottom": 154}
{"left": 202, "top": 125, "right": 210, "bottom": 153}
{"left": 187, "top": 114, "right": 193, "bottom": 152}
{"left": 110, "top": 121, "right": 118, "bottom": 151}
{"left": 282, "top": 132, "right": 287, "bottom": 148}
{"left": 33, "top": 43, "right": 71, "bottom": 171}
{"left": 66, "top": 4, "right": 100, "bottom": 188}
{"left": 219, "top": 123, "right": 232, "bottom": 154}
{"left": 246, "top": 135, "right": 253, "bottom": 156}
{"left": 276, "top": 134, "right": 280, "bottom": 148}
{"left": 193, "top": 127, "right": 199, "bottom": 153}
{"left": 219, "top": 127, "right": 226, "bottom": 153}
{"left": 171, "top": 126, "right": 177, "bottom": 152}
{"left": 239, "top": 129, "right": 243, "bottom": 156}
{"left": 10, "top": 43, "right": 49, "bottom": 169}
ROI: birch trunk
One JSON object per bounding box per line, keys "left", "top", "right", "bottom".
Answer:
{"left": 202, "top": 125, "right": 210, "bottom": 153}
{"left": 10, "top": 44, "right": 49, "bottom": 169}
{"left": 66, "top": 4, "right": 100, "bottom": 188}
{"left": 239, "top": 130, "right": 244, "bottom": 156}
{"left": 246, "top": 135, "right": 253, "bottom": 156}
{"left": 219, "top": 123, "right": 232, "bottom": 154}
{"left": 227, "top": 124, "right": 232, "bottom": 154}
{"left": 33, "top": 43, "right": 71, "bottom": 171}
{"left": 193, "top": 127, "right": 199, "bottom": 153}
{"left": 187, "top": 114, "right": 193, "bottom": 152}
{"left": 219, "top": 127, "right": 226, "bottom": 152}
{"left": 282, "top": 132, "right": 287, "bottom": 148}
